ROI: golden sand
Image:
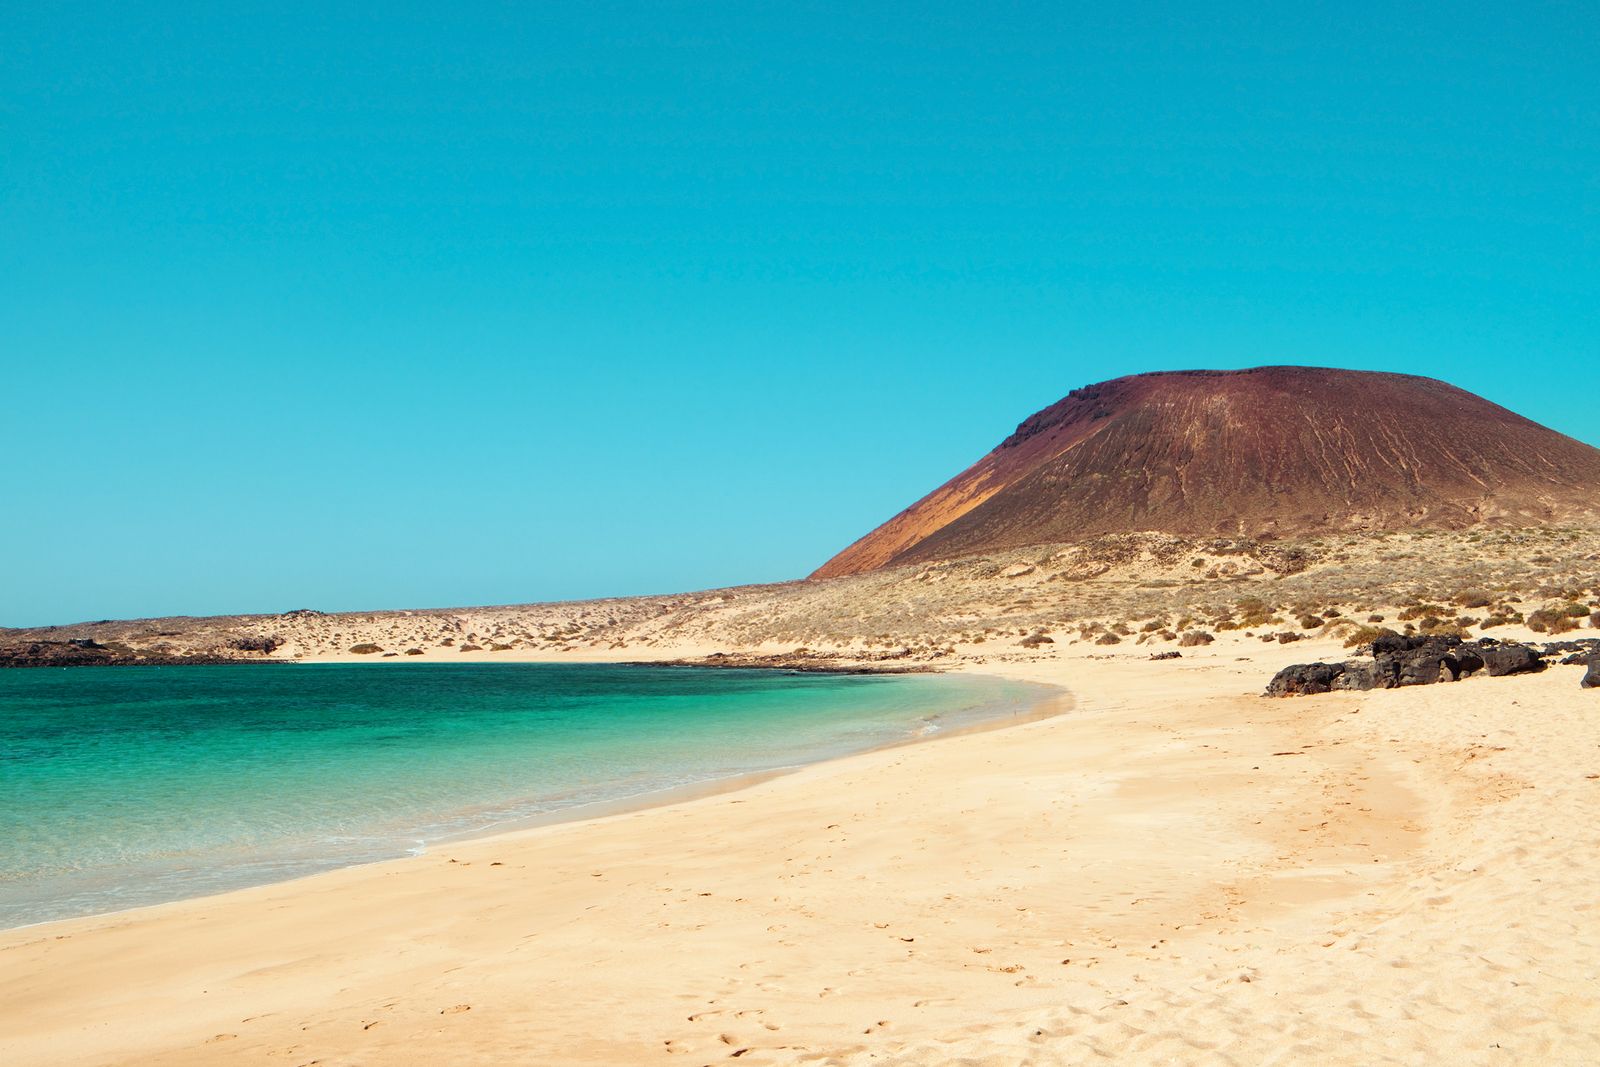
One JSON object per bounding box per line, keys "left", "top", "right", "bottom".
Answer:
{"left": 3, "top": 632, "right": 1598, "bottom": 1065}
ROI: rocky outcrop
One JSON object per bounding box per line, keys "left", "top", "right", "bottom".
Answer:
{"left": 0, "top": 639, "right": 273, "bottom": 669}
{"left": 1264, "top": 662, "right": 1347, "bottom": 696}
{"left": 1476, "top": 642, "right": 1545, "bottom": 677}
{"left": 1584, "top": 651, "right": 1600, "bottom": 690}
{"left": 230, "top": 635, "right": 283, "bottom": 654}
{"left": 659, "top": 648, "right": 942, "bottom": 673}
{"left": 1266, "top": 634, "right": 1555, "bottom": 697}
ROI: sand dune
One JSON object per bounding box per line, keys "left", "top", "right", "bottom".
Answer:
{"left": 4, "top": 632, "right": 1598, "bottom": 1064}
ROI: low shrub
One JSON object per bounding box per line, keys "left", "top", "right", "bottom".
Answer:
{"left": 1178, "top": 630, "right": 1214, "bottom": 647}
{"left": 1341, "top": 625, "right": 1395, "bottom": 650}
{"left": 348, "top": 643, "right": 383, "bottom": 655}
{"left": 1094, "top": 633, "right": 1122, "bottom": 646}
{"left": 1526, "top": 609, "right": 1578, "bottom": 634}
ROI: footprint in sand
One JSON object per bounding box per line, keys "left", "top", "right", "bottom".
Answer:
{"left": 440, "top": 1004, "right": 472, "bottom": 1015}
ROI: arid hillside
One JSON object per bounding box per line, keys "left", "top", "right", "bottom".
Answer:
{"left": 814, "top": 367, "right": 1600, "bottom": 578}
{"left": 5, "top": 528, "right": 1598, "bottom": 671}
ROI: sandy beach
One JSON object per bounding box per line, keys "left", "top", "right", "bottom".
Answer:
{"left": 3, "top": 632, "right": 1598, "bottom": 1065}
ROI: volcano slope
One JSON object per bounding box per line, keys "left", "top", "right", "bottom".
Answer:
{"left": 814, "top": 366, "right": 1600, "bottom": 579}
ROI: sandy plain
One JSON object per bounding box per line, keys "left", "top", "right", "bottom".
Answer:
{"left": 4, "top": 621, "right": 1599, "bottom": 1066}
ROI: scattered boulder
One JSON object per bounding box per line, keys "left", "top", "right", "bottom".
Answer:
{"left": 1539, "top": 638, "right": 1600, "bottom": 659}
{"left": 1453, "top": 646, "right": 1486, "bottom": 677}
{"left": 1473, "top": 642, "right": 1544, "bottom": 677}
{"left": 1331, "top": 660, "right": 1394, "bottom": 691}
{"left": 1367, "top": 633, "right": 1455, "bottom": 687}
{"left": 1149, "top": 650, "right": 1181, "bottom": 661}
{"left": 1583, "top": 651, "right": 1599, "bottom": 690}
{"left": 1267, "top": 635, "right": 1547, "bottom": 697}
{"left": 1265, "top": 662, "right": 1346, "bottom": 696}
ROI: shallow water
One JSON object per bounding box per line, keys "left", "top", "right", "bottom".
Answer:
{"left": 0, "top": 662, "right": 1046, "bottom": 928}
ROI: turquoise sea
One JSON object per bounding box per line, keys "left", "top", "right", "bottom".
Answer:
{"left": 0, "top": 663, "right": 1046, "bottom": 928}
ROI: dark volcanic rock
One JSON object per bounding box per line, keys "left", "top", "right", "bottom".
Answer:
{"left": 0, "top": 640, "right": 123, "bottom": 667}
{"left": 231, "top": 635, "right": 283, "bottom": 654}
{"left": 1385, "top": 642, "right": 1455, "bottom": 686}
{"left": 1470, "top": 641, "right": 1544, "bottom": 677}
{"left": 1331, "top": 660, "right": 1394, "bottom": 691}
{"left": 1583, "top": 651, "right": 1600, "bottom": 690}
{"left": 1541, "top": 638, "right": 1600, "bottom": 661}
{"left": 0, "top": 640, "right": 269, "bottom": 669}
{"left": 1453, "top": 647, "right": 1487, "bottom": 677}
{"left": 1265, "top": 662, "right": 1346, "bottom": 697}
{"left": 1268, "top": 635, "right": 1548, "bottom": 698}
{"left": 659, "top": 650, "right": 935, "bottom": 674}
{"left": 1370, "top": 634, "right": 1468, "bottom": 687}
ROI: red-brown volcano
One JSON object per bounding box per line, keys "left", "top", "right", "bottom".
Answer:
{"left": 813, "top": 367, "right": 1600, "bottom": 579}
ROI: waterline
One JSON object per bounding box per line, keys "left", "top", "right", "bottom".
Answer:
{"left": 0, "top": 663, "right": 1053, "bottom": 928}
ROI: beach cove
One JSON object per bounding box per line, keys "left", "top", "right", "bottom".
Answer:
{"left": 4, "top": 633, "right": 1597, "bottom": 1065}
{"left": 0, "top": 664, "right": 1049, "bottom": 929}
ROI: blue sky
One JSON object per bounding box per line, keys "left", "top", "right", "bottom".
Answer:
{"left": 3, "top": 2, "right": 1596, "bottom": 626}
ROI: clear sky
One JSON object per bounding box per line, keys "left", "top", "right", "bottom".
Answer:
{"left": 3, "top": 3, "right": 1596, "bottom": 627}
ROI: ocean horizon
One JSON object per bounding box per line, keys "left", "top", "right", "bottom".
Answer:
{"left": 0, "top": 662, "right": 1049, "bottom": 929}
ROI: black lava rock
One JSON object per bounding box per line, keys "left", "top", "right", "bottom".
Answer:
{"left": 1265, "top": 662, "right": 1346, "bottom": 697}
{"left": 1469, "top": 641, "right": 1545, "bottom": 678}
